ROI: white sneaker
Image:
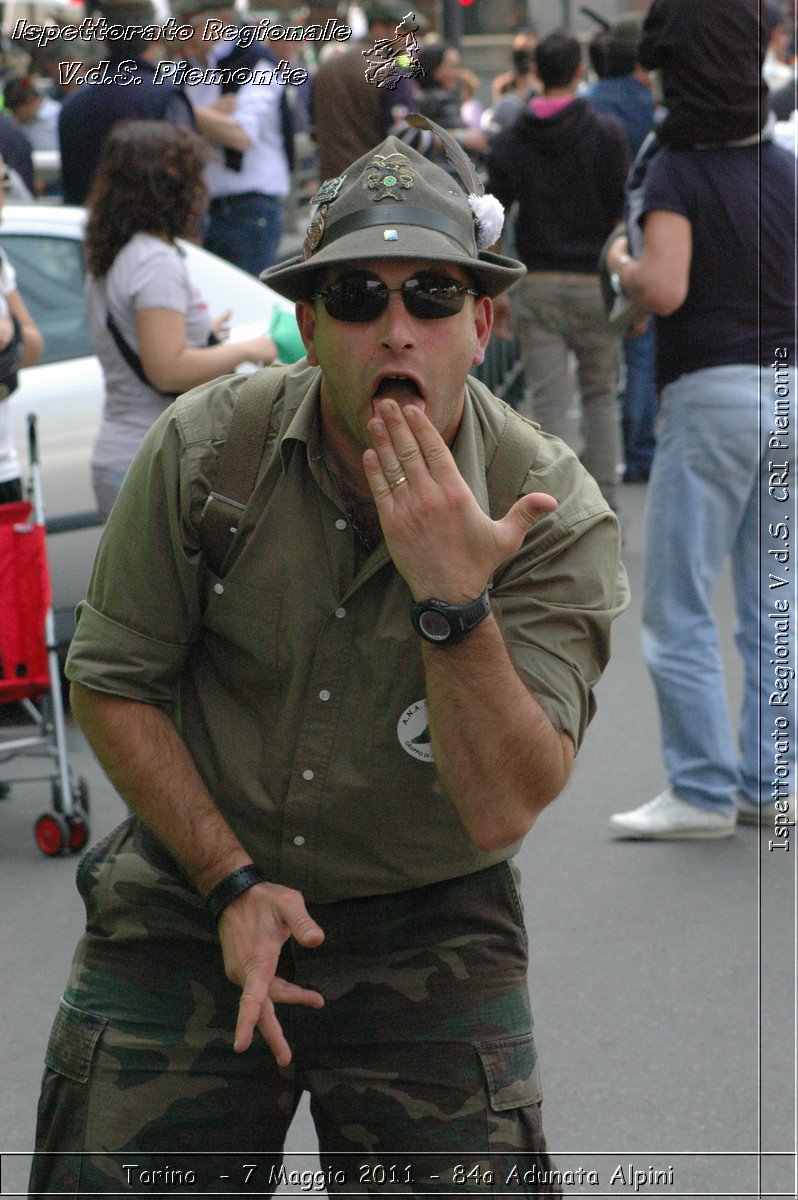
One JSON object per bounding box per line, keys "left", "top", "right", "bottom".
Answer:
{"left": 737, "top": 793, "right": 795, "bottom": 826}
{"left": 610, "top": 788, "right": 737, "bottom": 840}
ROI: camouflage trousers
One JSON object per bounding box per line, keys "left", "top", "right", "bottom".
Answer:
{"left": 30, "top": 817, "right": 562, "bottom": 1197}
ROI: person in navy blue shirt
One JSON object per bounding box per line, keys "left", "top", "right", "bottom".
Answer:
{"left": 606, "top": 0, "right": 796, "bottom": 840}
{"left": 58, "top": 1, "right": 193, "bottom": 206}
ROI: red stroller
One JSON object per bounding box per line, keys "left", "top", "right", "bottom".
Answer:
{"left": 0, "top": 415, "right": 90, "bottom": 856}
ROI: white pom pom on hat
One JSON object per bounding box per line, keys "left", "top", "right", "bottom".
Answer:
{"left": 468, "top": 193, "right": 506, "bottom": 251}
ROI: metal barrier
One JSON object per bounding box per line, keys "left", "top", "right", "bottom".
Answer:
{"left": 471, "top": 333, "right": 525, "bottom": 410}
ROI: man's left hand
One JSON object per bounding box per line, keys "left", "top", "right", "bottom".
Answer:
{"left": 363, "top": 399, "right": 557, "bottom": 602}
{"left": 606, "top": 233, "right": 631, "bottom": 274}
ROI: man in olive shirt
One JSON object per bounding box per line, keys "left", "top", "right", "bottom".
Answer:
{"left": 30, "top": 137, "right": 627, "bottom": 1195}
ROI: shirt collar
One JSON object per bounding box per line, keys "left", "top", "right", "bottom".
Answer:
{"left": 276, "top": 364, "right": 492, "bottom": 517}
{"left": 277, "top": 364, "right": 323, "bottom": 467}
{"left": 451, "top": 387, "right": 491, "bottom": 516}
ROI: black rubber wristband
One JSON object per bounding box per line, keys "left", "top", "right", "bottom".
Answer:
{"left": 205, "top": 864, "right": 268, "bottom": 921}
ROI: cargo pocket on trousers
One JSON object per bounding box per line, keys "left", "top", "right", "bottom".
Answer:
{"left": 44, "top": 997, "right": 108, "bottom": 1082}
{"left": 475, "top": 1034, "right": 563, "bottom": 1197}
{"left": 30, "top": 998, "right": 109, "bottom": 1196}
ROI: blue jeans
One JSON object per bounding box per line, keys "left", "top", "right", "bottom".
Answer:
{"left": 642, "top": 364, "right": 796, "bottom": 813}
{"left": 205, "top": 193, "right": 284, "bottom": 276}
{"left": 620, "top": 320, "right": 657, "bottom": 478}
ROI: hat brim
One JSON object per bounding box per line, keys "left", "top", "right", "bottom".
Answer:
{"left": 260, "top": 225, "right": 526, "bottom": 301}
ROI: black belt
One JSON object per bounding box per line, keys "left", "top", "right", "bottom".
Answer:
{"left": 209, "top": 192, "right": 277, "bottom": 208}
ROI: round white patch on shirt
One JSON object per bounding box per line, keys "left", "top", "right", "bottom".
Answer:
{"left": 397, "top": 699, "right": 435, "bottom": 763}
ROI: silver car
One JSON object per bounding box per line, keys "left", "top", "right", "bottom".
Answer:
{"left": 2, "top": 204, "right": 295, "bottom": 644}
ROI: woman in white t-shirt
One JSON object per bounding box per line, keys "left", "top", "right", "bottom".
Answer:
{"left": 0, "top": 152, "right": 45, "bottom": 504}
{"left": 85, "top": 122, "right": 278, "bottom": 520}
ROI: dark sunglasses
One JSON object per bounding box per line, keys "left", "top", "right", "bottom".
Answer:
{"left": 312, "top": 272, "right": 479, "bottom": 322}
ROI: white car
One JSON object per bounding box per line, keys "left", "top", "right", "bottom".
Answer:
{"left": 2, "top": 205, "right": 296, "bottom": 645}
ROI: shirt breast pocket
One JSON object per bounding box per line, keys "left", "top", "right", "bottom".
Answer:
{"left": 201, "top": 573, "right": 282, "bottom": 712}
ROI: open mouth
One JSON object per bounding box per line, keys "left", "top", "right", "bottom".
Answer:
{"left": 372, "top": 376, "right": 426, "bottom": 410}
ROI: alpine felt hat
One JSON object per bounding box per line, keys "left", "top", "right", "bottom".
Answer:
{"left": 260, "top": 134, "right": 526, "bottom": 301}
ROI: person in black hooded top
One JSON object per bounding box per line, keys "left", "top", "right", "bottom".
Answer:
{"left": 487, "top": 30, "right": 629, "bottom": 511}
{"left": 637, "top": 0, "right": 775, "bottom": 147}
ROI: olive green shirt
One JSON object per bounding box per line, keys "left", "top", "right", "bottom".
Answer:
{"left": 67, "top": 362, "right": 628, "bottom": 902}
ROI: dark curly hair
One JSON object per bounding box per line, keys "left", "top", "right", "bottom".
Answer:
{"left": 85, "top": 122, "right": 208, "bottom": 277}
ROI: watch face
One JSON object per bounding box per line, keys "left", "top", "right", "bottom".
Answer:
{"left": 418, "top": 608, "right": 452, "bottom": 642}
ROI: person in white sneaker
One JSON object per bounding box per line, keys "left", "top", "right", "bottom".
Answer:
{"left": 605, "top": 0, "right": 796, "bottom": 841}
{"left": 611, "top": 789, "right": 737, "bottom": 840}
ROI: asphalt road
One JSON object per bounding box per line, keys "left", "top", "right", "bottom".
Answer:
{"left": 1, "top": 481, "right": 795, "bottom": 1199}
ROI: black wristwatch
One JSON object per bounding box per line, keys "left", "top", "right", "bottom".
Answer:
{"left": 410, "top": 586, "right": 492, "bottom": 646}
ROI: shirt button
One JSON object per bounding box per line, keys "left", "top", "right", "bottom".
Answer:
{"left": 319, "top": 689, "right": 331, "bottom": 702}
{"left": 213, "top": 583, "right": 224, "bottom": 595}
{"left": 302, "top": 769, "right": 314, "bottom": 781}
{"left": 335, "top": 607, "right": 346, "bottom": 619}
{"left": 293, "top": 835, "right": 306, "bottom": 846}
{"left": 335, "top": 518, "right": 347, "bottom": 531}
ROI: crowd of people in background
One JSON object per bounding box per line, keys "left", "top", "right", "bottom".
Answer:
{"left": 0, "top": 0, "right": 794, "bottom": 490}
{"left": 0, "top": 0, "right": 794, "bottom": 224}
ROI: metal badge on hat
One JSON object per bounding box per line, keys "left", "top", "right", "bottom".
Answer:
{"left": 302, "top": 175, "right": 347, "bottom": 261}
{"left": 364, "top": 153, "right": 415, "bottom": 202}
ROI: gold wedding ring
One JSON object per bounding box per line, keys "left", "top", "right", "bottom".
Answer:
{"left": 389, "top": 475, "right": 409, "bottom": 491}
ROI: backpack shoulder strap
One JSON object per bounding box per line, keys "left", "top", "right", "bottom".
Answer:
{"left": 198, "top": 366, "right": 288, "bottom": 573}
{"left": 485, "top": 401, "right": 539, "bottom": 518}
{"left": 200, "top": 376, "right": 536, "bottom": 575}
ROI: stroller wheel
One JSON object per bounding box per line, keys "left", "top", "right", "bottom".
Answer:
{"left": 34, "top": 811, "right": 69, "bottom": 857}
{"left": 67, "top": 808, "right": 90, "bottom": 854}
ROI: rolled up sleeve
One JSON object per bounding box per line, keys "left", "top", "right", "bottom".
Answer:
{"left": 65, "top": 389, "right": 224, "bottom": 704}
{"left": 491, "top": 435, "right": 630, "bottom": 750}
